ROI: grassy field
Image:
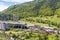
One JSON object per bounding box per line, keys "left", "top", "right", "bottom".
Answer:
{"left": 0, "top": 37, "right": 7, "bottom": 40}
{"left": 20, "top": 16, "right": 59, "bottom": 28}
{"left": 0, "top": 28, "right": 60, "bottom": 40}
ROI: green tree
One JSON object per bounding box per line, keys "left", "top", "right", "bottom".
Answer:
{"left": 55, "top": 8, "right": 60, "bottom": 17}
{"left": 39, "top": 7, "right": 53, "bottom": 16}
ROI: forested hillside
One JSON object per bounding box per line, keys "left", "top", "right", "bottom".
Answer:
{"left": 1, "top": 0, "right": 60, "bottom": 19}
{"left": 0, "top": 0, "right": 60, "bottom": 28}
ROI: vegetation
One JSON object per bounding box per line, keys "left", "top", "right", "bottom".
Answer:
{"left": 0, "top": 0, "right": 60, "bottom": 40}
{"left": 0, "top": 29, "right": 60, "bottom": 40}
{"left": 0, "top": 0, "right": 60, "bottom": 28}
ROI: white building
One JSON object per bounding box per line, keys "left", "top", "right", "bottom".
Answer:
{"left": 0, "top": 22, "right": 8, "bottom": 30}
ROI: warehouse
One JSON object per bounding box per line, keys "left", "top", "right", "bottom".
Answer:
{"left": 0, "top": 21, "right": 29, "bottom": 30}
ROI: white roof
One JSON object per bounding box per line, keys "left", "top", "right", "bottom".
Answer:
{"left": 0, "top": 21, "right": 25, "bottom": 24}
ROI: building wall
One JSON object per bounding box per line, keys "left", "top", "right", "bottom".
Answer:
{"left": 0, "top": 23, "right": 8, "bottom": 30}
{"left": 0, "top": 23, "right": 2, "bottom": 30}
{"left": 2, "top": 23, "right": 6, "bottom": 30}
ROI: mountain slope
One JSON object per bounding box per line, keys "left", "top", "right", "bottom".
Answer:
{"left": 2, "top": 0, "right": 60, "bottom": 17}
{"left": 0, "top": 0, "right": 60, "bottom": 28}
